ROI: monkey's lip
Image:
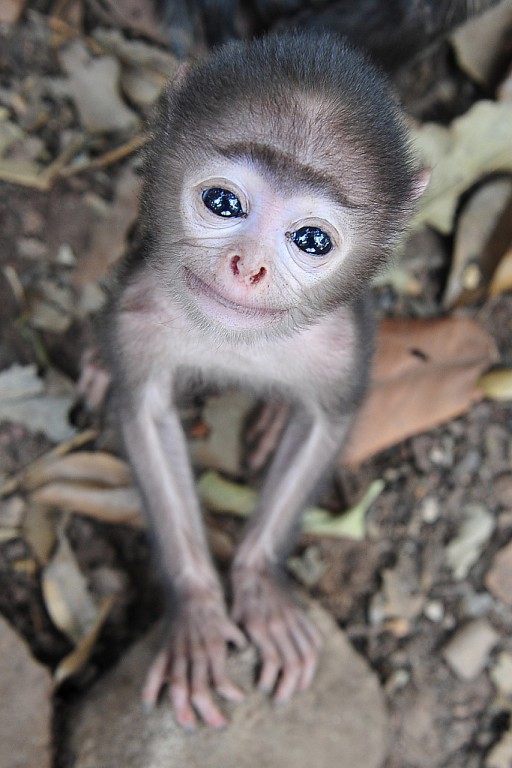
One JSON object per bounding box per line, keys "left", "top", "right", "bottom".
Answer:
{"left": 184, "top": 268, "right": 285, "bottom": 327}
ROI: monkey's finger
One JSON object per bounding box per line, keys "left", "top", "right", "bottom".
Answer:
{"left": 190, "top": 688, "right": 228, "bottom": 729}
{"left": 209, "top": 650, "right": 246, "bottom": 702}
{"left": 249, "top": 626, "right": 281, "bottom": 693}
{"left": 169, "top": 652, "right": 198, "bottom": 731}
{"left": 189, "top": 642, "right": 229, "bottom": 728}
{"left": 285, "top": 617, "right": 319, "bottom": 693}
{"left": 223, "top": 621, "right": 247, "bottom": 650}
{"left": 268, "top": 622, "right": 302, "bottom": 704}
{"left": 297, "top": 612, "right": 323, "bottom": 651}
{"left": 142, "top": 648, "right": 170, "bottom": 710}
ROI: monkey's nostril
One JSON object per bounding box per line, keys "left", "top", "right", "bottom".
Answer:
{"left": 250, "top": 267, "right": 266, "bottom": 285}
{"left": 231, "top": 255, "right": 240, "bottom": 275}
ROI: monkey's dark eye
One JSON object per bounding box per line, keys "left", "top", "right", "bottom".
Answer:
{"left": 202, "top": 187, "right": 244, "bottom": 218}
{"left": 290, "top": 226, "right": 333, "bottom": 256}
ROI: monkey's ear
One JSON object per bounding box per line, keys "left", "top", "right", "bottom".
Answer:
{"left": 411, "top": 167, "right": 431, "bottom": 200}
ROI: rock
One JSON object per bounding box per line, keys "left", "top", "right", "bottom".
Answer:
{"left": 486, "top": 540, "right": 512, "bottom": 606}
{"left": 490, "top": 652, "right": 512, "bottom": 697}
{"left": 486, "top": 731, "right": 512, "bottom": 768}
{"left": 0, "top": 616, "right": 53, "bottom": 768}
{"left": 495, "top": 474, "right": 512, "bottom": 508}
{"left": 442, "top": 619, "right": 499, "bottom": 681}
{"left": 67, "top": 603, "right": 388, "bottom": 768}
{"left": 445, "top": 504, "right": 495, "bottom": 581}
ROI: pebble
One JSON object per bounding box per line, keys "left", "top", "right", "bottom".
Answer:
{"left": 495, "top": 474, "right": 512, "bottom": 508}
{"left": 421, "top": 496, "right": 441, "bottom": 524}
{"left": 486, "top": 540, "right": 512, "bottom": 607}
{"left": 424, "top": 600, "right": 444, "bottom": 623}
{"left": 490, "top": 652, "right": 512, "bottom": 696}
{"left": 442, "top": 618, "right": 499, "bottom": 681}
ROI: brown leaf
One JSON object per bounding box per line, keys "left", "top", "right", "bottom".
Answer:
{"left": 344, "top": 317, "right": 499, "bottom": 465}
{"left": 32, "top": 482, "right": 142, "bottom": 525}
{"left": 22, "top": 451, "right": 132, "bottom": 492}
{"left": 443, "top": 178, "right": 512, "bottom": 308}
{"left": 489, "top": 247, "right": 512, "bottom": 296}
{"left": 72, "top": 165, "right": 141, "bottom": 285}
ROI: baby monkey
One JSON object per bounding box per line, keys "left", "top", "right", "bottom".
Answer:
{"left": 105, "top": 32, "right": 424, "bottom": 729}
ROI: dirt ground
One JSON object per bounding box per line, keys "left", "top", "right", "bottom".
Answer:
{"left": 1, "top": 3, "right": 512, "bottom": 767}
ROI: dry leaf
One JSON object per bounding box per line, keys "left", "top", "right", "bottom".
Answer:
{"left": 23, "top": 506, "right": 58, "bottom": 564}
{"left": 0, "top": 0, "right": 26, "bottom": 24}
{"left": 33, "top": 483, "right": 142, "bottom": 525}
{"left": 22, "top": 451, "right": 132, "bottom": 491}
{"left": 443, "top": 178, "right": 512, "bottom": 307}
{"left": 451, "top": 1, "right": 512, "bottom": 85}
{"left": 55, "top": 595, "right": 115, "bottom": 685}
{"left": 0, "top": 364, "right": 75, "bottom": 442}
{"left": 478, "top": 368, "right": 512, "bottom": 401}
{"left": 344, "top": 317, "right": 498, "bottom": 465}
{"left": 489, "top": 247, "right": 512, "bottom": 295}
{"left": 42, "top": 531, "right": 99, "bottom": 644}
{"left": 412, "top": 101, "right": 512, "bottom": 234}
{"left": 58, "top": 40, "right": 140, "bottom": 134}
{"left": 72, "top": 165, "right": 141, "bottom": 284}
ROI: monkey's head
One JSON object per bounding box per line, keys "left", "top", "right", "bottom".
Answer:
{"left": 143, "top": 32, "right": 424, "bottom": 342}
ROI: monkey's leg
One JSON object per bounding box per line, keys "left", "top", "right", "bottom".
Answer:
{"left": 231, "top": 408, "right": 353, "bottom": 703}
{"left": 121, "top": 399, "right": 246, "bottom": 729}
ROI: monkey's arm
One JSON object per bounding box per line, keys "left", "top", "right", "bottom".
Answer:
{"left": 121, "top": 389, "right": 246, "bottom": 729}
{"left": 232, "top": 406, "right": 354, "bottom": 702}
{"left": 108, "top": 290, "right": 246, "bottom": 729}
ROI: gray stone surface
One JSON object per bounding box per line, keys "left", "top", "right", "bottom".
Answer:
{"left": 0, "top": 616, "right": 52, "bottom": 768}
{"left": 68, "top": 603, "right": 388, "bottom": 768}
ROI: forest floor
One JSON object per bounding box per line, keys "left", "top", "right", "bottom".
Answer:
{"left": 1, "top": 2, "right": 512, "bottom": 767}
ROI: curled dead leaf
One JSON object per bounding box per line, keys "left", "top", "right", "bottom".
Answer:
{"left": 344, "top": 316, "right": 499, "bottom": 465}
{"left": 32, "top": 483, "right": 142, "bottom": 525}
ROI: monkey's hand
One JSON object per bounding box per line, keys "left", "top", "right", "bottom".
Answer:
{"left": 142, "top": 584, "right": 247, "bottom": 730}
{"left": 231, "top": 565, "right": 322, "bottom": 703}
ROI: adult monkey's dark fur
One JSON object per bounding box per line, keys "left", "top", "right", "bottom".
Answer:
{"left": 105, "top": 32, "right": 424, "bottom": 729}
{"left": 157, "top": 0, "right": 500, "bottom": 70}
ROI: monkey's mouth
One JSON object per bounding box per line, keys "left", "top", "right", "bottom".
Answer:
{"left": 184, "top": 268, "right": 285, "bottom": 328}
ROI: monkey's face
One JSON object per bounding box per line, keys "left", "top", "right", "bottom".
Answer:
{"left": 172, "top": 156, "right": 358, "bottom": 337}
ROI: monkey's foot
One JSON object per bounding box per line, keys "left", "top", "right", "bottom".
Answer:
{"left": 245, "top": 401, "right": 290, "bottom": 472}
{"left": 76, "top": 347, "right": 111, "bottom": 412}
{"left": 142, "top": 589, "right": 246, "bottom": 730}
{"left": 231, "top": 567, "right": 322, "bottom": 703}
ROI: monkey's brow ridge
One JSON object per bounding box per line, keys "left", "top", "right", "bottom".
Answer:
{"left": 215, "top": 141, "right": 364, "bottom": 210}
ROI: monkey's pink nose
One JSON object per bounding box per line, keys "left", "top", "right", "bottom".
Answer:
{"left": 231, "top": 255, "right": 267, "bottom": 285}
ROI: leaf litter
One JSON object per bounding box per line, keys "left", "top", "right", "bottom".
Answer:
{"left": 0, "top": 4, "right": 511, "bottom": 767}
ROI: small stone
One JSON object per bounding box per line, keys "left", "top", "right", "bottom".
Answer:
{"left": 495, "top": 474, "right": 512, "bottom": 508}
{"left": 490, "top": 652, "right": 512, "bottom": 697}
{"left": 424, "top": 600, "right": 444, "bottom": 623}
{"left": 385, "top": 668, "right": 410, "bottom": 693}
{"left": 421, "top": 496, "right": 441, "bottom": 524}
{"left": 453, "top": 449, "right": 481, "bottom": 483}
{"left": 486, "top": 732, "right": 512, "bottom": 768}
{"left": 16, "top": 237, "right": 49, "bottom": 260}
{"left": 486, "top": 540, "right": 512, "bottom": 606}
{"left": 442, "top": 619, "right": 499, "bottom": 681}
{"left": 445, "top": 504, "right": 495, "bottom": 580}
{"left": 55, "top": 243, "right": 76, "bottom": 266}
